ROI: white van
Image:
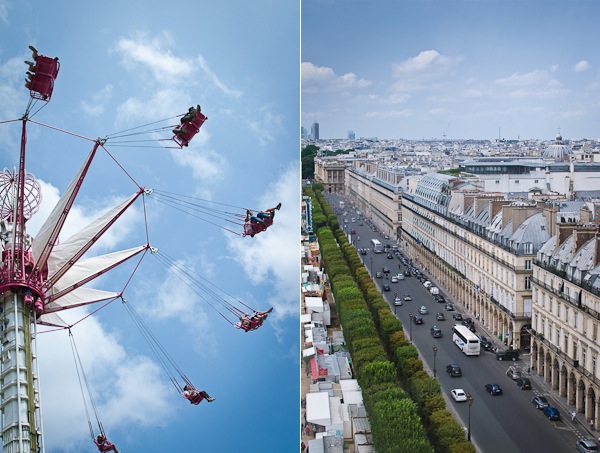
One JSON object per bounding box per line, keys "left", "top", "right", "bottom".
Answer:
{"left": 423, "top": 281, "right": 432, "bottom": 288}
{"left": 430, "top": 287, "right": 439, "bottom": 295}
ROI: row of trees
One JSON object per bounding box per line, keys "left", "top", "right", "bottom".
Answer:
{"left": 305, "top": 183, "right": 475, "bottom": 453}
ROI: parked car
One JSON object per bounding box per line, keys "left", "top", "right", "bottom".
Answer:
{"left": 506, "top": 365, "right": 522, "bottom": 380}
{"left": 451, "top": 389, "right": 468, "bottom": 402}
{"left": 516, "top": 377, "right": 531, "bottom": 390}
{"left": 434, "top": 294, "right": 446, "bottom": 303}
{"left": 394, "top": 297, "right": 402, "bottom": 306}
{"left": 413, "top": 315, "right": 424, "bottom": 324}
{"left": 423, "top": 281, "right": 432, "bottom": 288}
{"left": 430, "top": 326, "right": 442, "bottom": 338}
{"left": 404, "top": 294, "right": 412, "bottom": 301}
{"left": 382, "top": 284, "right": 391, "bottom": 292}
{"left": 444, "top": 303, "right": 455, "bottom": 311}
{"left": 484, "top": 383, "right": 503, "bottom": 395}
{"left": 496, "top": 349, "right": 519, "bottom": 361}
{"left": 452, "top": 313, "right": 463, "bottom": 321}
{"left": 418, "top": 306, "right": 428, "bottom": 315}
{"left": 543, "top": 406, "right": 561, "bottom": 421}
{"left": 531, "top": 396, "right": 550, "bottom": 409}
{"left": 576, "top": 439, "right": 599, "bottom": 453}
{"left": 436, "top": 312, "right": 445, "bottom": 321}
{"left": 447, "top": 364, "right": 462, "bottom": 377}
{"left": 477, "top": 335, "right": 493, "bottom": 351}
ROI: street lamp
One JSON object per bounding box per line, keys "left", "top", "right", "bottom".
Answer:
{"left": 370, "top": 256, "right": 373, "bottom": 276}
{"left": 409, "top": 313, "right": 413, "bottom": 343}
{"left": 432, "top": 345, "right": 438, "bottom": 378}
{"left": 467, "top": 393, "right": 474, "bottom": 442}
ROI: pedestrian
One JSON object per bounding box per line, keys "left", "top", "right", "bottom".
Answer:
{"left": 572, "top": 411, "right": 576, "bottom": 421}
{"left": 313, "top": 424, "right": 317, "bottom": 436}
{"left": 301, "top": 441, "right": 307, "bottom": 452}
{"left": 304, "top": 424, "right": 310, "bottom": 436}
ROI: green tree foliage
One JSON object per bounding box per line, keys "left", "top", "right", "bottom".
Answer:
{"left": 370, "top": 399, "right": 433, "bottom": 453}
{"left": 389, "top": 330, "right": 409, "bottom": 351}
{"left": 352, "top": 337, "right": 382, "bottom": 352}
{"left": 301, "top": 144, "right": 319, "bottom": 179}
{"left": 429, "top": 409, "right": 469, "bottom": 452}
{"left": 359, "top": 361, "right": 397, "bottom": 388}
{"left": 407, "top": 376, "right": 441, "bottom": 408}
{"left": 353, "top": 348, "right": 388, "bottom": 378}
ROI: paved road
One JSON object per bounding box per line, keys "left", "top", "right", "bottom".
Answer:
{"left": 327, "top": 194, "right": 587, "bottom": 453}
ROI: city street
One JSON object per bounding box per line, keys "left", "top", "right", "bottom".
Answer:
{"left": 327, "top": 193, "right": 589, "bottom": 452}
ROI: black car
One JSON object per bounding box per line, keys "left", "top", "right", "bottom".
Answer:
{"left": 382, "top": 267, "right": 391, "bottom": 274}
{"left": 484, "top": 383, "right": 502, "bottom": 395}
{"left": 516, "top": 378, "right": 531, "bottom": 390}
{"left": 496, "top": 349, "right": 519, "bottom": 361}
{"left": 403, "top": 270, "right": 411, "bottom": 277}
{"left": 444, "top": 303, "right": 455, "bottom": 311}
{"left": 360, "top": 248, "right": 367, "bottom": 255}
{"left": 477, "top": 335, "right": 493, "bottom": 351}
{"left": 430, "top": 326, "right": 442, "bottom": 338}
{"left": 413, "top": 315, "right": 424, "bottom": 324}
{"left": 452, "top": 313, "right": 463, "bottom": 321}
{"left": 446, "top": 364, "right": 462, "bottom": 377}
{"left": 387, "top": 253, "right": 394, "bottom": 259}
{"left": 382, "top": 284, "right": 391, "bottom": 291}
{"left": 434, "top": 294, "right": 446, "bottom": 303}
{"left": 531, "top": 396, "right": 550, "bottom": 409}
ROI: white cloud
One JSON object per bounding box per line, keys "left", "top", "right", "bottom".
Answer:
{"left": 113, "top": 33, "right": 193, "bottom": 84}
{"left": 80, "top": 85, "right": 113, "bottom": 118}
{"left": 392, "top": 50, "right": 462, "bottom": 78}
{"left": 301, "top": 62, "right": 371, "bottom": 93}
{"left": 573, "top": 60, "right": 590, "bottom": 73}
{"left": 38, "top": 309, "right": 172, "bottom": 452}
{"left": 226, "top": 162, "right": 299, "bottom": 337}
{"left": 365, "top": 110, "right": 413, "bottom": 119}
{"left": 246, "top": 104, "right": 285, "bottom": 147}
{"left": 195, "top": 54, "right": 243, "bottom": 98}
{"left": 494, "top": 70, "right": 551, "bottom": 87}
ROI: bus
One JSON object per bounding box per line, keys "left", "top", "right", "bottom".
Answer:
{"left": 370, "top": 238, "right": 383, "bottom": 253}
{"left": 452, "top": 325, "right": 481, "bottom": 355}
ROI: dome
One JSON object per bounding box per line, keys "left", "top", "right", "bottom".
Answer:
{"left": 542, "top": 132, "right": 571, "bottom": 161}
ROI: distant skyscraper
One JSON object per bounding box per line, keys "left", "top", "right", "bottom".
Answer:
{"left": 301, "top": 126, "right": 307, "bottom": 139}
{"left": 311, "top": 122, "right": 319, "bottom": 140}
{"left": 348, "top": 130, "right": 355, "bottom": 140}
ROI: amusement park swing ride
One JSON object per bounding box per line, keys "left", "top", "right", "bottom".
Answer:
{"left": 0, "top": 46, "right": 276, "bottom": 452}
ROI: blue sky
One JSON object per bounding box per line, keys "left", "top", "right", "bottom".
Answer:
{"left": 0, "top": 1, "right": 299, "bottom": 452}
{"left": 302, "top": 0, "right": 600, "bottom": 141}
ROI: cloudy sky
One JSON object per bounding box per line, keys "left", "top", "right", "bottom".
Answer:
{"left": 0, "top": 1, "right": 299, "bottom": 452}
{"left": 302, "top": 0, "right": 600, "bottom": 141}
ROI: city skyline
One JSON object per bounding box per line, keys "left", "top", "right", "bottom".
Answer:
{"left": 302, "top": 0, "right": 600, "bottom": 141}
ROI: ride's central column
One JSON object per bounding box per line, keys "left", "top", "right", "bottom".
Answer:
{"left": 0, "top": 292, "right": 40, "bottom": 453}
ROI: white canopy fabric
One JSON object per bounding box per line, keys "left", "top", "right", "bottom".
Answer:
{"left": 47, "top": 192, "right": 139, "bottom": 277}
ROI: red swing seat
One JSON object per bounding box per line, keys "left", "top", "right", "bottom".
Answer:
{"left": 172, "top": 112, "right": 207, "bottom": 147}
{"left": 28, "top": 55, "right": 60, "bottom": 101}
{"left": 242, "top": 216, "right": 273, "bottom": 237}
